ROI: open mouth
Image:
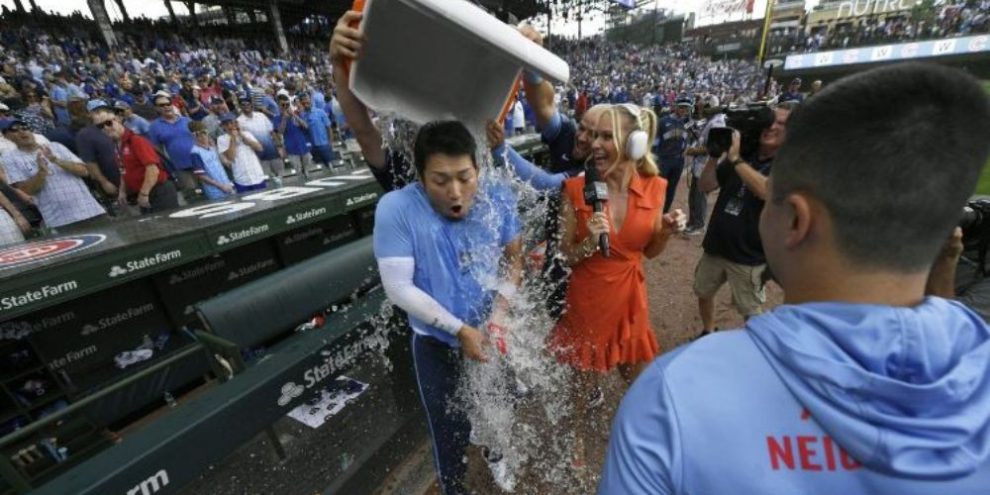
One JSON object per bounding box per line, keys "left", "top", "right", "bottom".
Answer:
{"left": 450, "top": 205, "right": 463, "bottom": 215}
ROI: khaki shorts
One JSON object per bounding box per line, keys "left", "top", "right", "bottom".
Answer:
{"left": 693, "top": 252, "right": 767, "bottom": 317}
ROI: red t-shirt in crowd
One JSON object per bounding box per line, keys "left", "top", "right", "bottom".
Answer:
{"left": 118, "top": 129, "right": 168, "bottom": 193}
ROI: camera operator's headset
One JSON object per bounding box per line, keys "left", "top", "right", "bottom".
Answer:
{"left": 616, "top": 103, "right": 649, "bottom": 161}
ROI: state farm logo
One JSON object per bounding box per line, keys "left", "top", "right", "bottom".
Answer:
{"left": 216, "top": 224, "right": 270, "bottom": 246}
{"left": 108, "top": 250, "right": 183, "bottom": 278}
{"left": 80, "top": 303, "right": 154, "bottom": 336}
{"left": 345, "top": 192, "right": 378, "bottom": 207}
{"left": 227, "top": 259, "right": 276, "bottom": 281}
{"left": 285, "top": 207, "right": 328, "bottom": 225}
{"left": 0, "top": 234, "right": 106, "bottom": 270}
{"left": 278, "top": 382, "right": 305, "bottom": 406}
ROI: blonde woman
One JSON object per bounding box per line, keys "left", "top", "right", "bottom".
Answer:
{"left": 550, "top": 103, "right": 687, "bottom": 384}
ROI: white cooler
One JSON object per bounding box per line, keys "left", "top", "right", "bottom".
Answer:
{"left": 349, "top": 0, "right": 570, "bottom": 129}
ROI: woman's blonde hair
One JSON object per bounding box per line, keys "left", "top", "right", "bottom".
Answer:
{"left": 607, "top": 103, "right": 659, "bottom": 177}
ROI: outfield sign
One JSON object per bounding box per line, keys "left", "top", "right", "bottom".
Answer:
{"left": 785, "top": 35, "right": 990, "bottom": 70}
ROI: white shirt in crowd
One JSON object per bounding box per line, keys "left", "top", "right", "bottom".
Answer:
{"left": 236, "top": 113, "right": 274, "bottom": 149}
{"left": 1, "top": 143, "right": 105, "bottom": 228}
{"left": 512, "top": 101, "right": 525, "bottom": 131}
{"left": 217, "top": 131, "right": 267, "bottom": 187}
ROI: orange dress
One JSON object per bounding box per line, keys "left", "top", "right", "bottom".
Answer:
{"left": 549, "top": 172, "right": 667, "bottom": 372}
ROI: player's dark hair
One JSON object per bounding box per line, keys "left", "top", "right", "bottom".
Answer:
{"left": 413, "top": 120, "right": 477, "bottom": 178}
{"left": 772, "top": 62, "right": 990, "bottom": 272}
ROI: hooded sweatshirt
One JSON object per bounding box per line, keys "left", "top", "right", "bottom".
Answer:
{"left": 599, "top": 297, "right": 990, "bottom": 494}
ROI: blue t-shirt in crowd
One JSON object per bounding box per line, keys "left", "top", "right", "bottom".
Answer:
{"left": 373, "top": 179, "right": 521, "bottom": 347}
{"left": 261, "top": 95, "right": 279, "bottom": 117}
{"left": 272, "top": 113, "right": 309, "bottom": 156}
{"left": 148, "top": 116, "right": 195, "bottom": 170}
{"left": 600, "top": 298, "right": 990, "bottom": 494}
{"left": 124, "top": 115, "right": 152, "bottom": 136}
{"left": 311, "top": 90, "right": 326, "bottom": 111}
{"left": 189, "top": 144, "right": 233, "bottom": 200}
{"left": 50, "top": 84, "right": 70, "bottom": 125}
{"left": 301, "top": 107, "right": 332, "bottom": 147}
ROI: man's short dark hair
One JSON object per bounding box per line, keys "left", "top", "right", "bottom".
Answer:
{"left": 413, "top": 121, "right": 477, "bottom": 178}
{"left": 771, "top": 62, "right": 990, "bottom": 272}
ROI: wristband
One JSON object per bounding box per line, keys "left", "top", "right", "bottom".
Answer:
{"left": 729, "top": 157, "right": 746, "bottom": 167}
{"left": 523, "top": 70, "right": 543, "bottom": 85}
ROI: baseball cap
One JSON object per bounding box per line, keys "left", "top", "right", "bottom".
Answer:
{"left": 219, "top": 112, "right": 237, "bottom": 123}
{"left": 209, "top": 96, "right": 224, "bottom": 105}
{"left": 790, "top": 77, "right": 802, "bottom": 84}
{"left": 0, "top": 103, "right": 9, "bottom": 112}
{"left": 0, "top": 119, "right": 28, "bottom": 132}
{"left": 675, "top": 96, "right": 694, "bottom": 107}
{"left": 86, "top": 99, "right": 111, "bottom": 112}
{"left": 153, "top": 90, "right": 171, "bottom": 99}
{"left": 113, "top": 100, "right": 130, "bottom": 110}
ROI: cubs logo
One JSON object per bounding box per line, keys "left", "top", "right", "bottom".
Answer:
{"left": 0, "top": 234, "right": 106, "bottom": 270}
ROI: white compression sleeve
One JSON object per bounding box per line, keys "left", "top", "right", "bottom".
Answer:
{"left": 377, "top": 257, "right": 464, "bottom": 335}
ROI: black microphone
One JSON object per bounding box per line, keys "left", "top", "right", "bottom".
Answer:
{"left": 583, "top": 164, "right": 610, "bottom": 257}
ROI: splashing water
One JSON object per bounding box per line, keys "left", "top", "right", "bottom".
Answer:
{"left": 363, "top": 113, "right": 600, "bottom": 493}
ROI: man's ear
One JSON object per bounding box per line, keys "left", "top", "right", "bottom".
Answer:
{"left": 784, "top": 192, "right": 813, "bottom": 249}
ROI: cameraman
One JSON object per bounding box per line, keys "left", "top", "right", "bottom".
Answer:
{"left": 694, "top": 106, "right": 791, "bottom": 336}
{"left": 928, "top": 224, "right": 990, "bottom": 322}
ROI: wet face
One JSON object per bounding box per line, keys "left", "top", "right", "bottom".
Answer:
{"left": 421, "top": 153, "right": 478, "bottom": 221}
{"left": 759, "top": 107, "right": 791, "bottom": 156}
{"left": 575, "top": 105, "right": 607, "bottom": 162}
{"left": 591, "top": 112, "right": 620, "bottom": 177}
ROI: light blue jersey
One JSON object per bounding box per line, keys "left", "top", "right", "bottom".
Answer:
{"left": 373, "top": 179, "right": 521, "bottom": 346}
{"left": 601, "top": 298, "right": 990, "bottom": 494}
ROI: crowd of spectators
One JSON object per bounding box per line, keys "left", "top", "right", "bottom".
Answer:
{"left": 0, "top": 9, "right": 349, "bottom": 247}
{"left": 767, "top": 0, "right": 990, "bottom": 56}
{"left": 542, "top": 36, "right": 762, "bottom": 122}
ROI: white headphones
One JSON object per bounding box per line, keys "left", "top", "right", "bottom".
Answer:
{"left": 617, "top": 103, "right": 648, "bottom": 161}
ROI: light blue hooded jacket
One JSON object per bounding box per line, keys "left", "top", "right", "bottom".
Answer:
{"left": 600, "top": 297, "right": 990, "bottom": 494}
